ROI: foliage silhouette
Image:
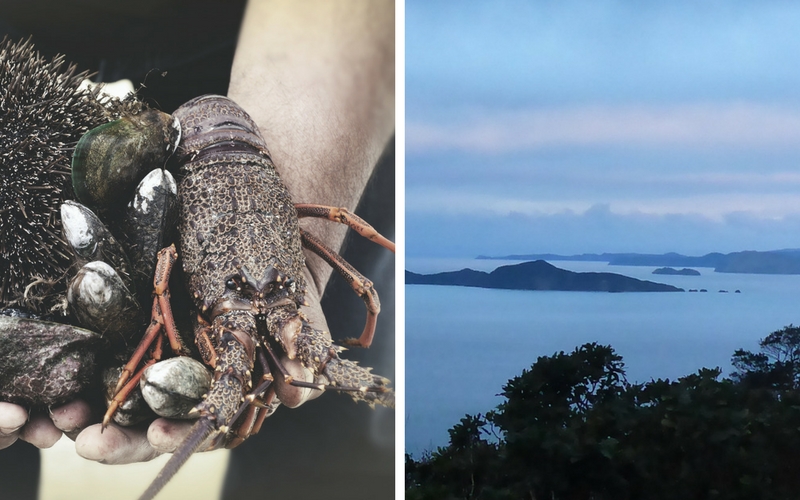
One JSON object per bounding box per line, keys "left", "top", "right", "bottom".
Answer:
{"left": 407, "top": 329, "right": 800, "bottom": 499}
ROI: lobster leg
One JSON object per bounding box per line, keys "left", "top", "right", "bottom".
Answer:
{"left": 150, "top": 245, "right": 188, "bottom": 356}
{"left": 248, "top": 400, "right": 272, "bottom": 435}
{"left": 295, "top": 203, "right": 395, "bottom": 253}
{"left": 292, "top": 321, "right": 394, "bottom": 408}
{"left": 112, "top": 300, "right": 167, "bottom": 395}
{"left": 104, "top": 333, "right": 164, "bottom": 428}
{"left": 299, "top": 228, "right": 381, "bottom": 348}
{"left": 225, "top": 404, "right": 261, "bottom": 450}
{"left": 105, "top": 245, "right": 188, "bottom": 427}
{"left": 222, "top": 350, "right": 276, "bottom": 448}
{"left": 224, "top": 377, "right": 277, "bottom": 449}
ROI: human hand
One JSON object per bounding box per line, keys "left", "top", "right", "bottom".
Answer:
{"left": 0, "top": 401, "right": 206, "bottom": 464}
{"left": 0, "top": 401, "right": 200, "bottom": 464}
{"left": 74, "top": 417, "right": 189, "bottom": 464}
{"left": 3, "top": 0, "right": 392, "bottom": 465}
{"left": 0, "top": 400, "right": 90, "bottom": 450}
{"left": 70, "top": 269, "right": 330, "bottom": 464}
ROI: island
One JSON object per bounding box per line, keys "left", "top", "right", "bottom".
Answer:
{"left": 476, "top": 249, "right": 800, "bottom": 275}
{"left": 652, "top": 267, "right": 700, "bottom": 276}
{"left": 406, "top": 260, "right": 683, "bottom": 293}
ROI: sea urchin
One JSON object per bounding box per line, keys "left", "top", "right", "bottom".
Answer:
{"left": 0, "top": 37, "right": 122, "bottom": 314}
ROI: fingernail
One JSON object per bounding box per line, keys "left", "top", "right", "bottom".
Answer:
{"left": 0, "top": 421, "right": 25, "bottom": 436}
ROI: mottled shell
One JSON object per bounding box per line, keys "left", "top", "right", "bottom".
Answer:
{"left": 71, "top": 109, "right": 180, "bottom": 212}
{"left": 140, "top": 357, "right": 212, "bottom": 418}
{"left": 0, "top": 315, "right": 102, "bottom": 406}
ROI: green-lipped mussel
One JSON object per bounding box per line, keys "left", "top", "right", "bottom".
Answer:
{"left": 71, "top": 109, "right": 180, "bottom": 213}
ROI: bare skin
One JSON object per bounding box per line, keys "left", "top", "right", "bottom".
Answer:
{"left": 1, "top": 0, "right": 394, "bottom": 464}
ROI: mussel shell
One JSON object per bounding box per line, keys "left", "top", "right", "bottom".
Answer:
{"left": 72, "top": 109, "right": 180, "bottom": 212}
{"left": 140, "top": 357, "right": 212, "bottom": 419}
{"left": 0, "top": 315, "right": 102, "bottom": 406}
{"left": 102, "top": 365, "right": 155, "bottom": 426}
{"left": 67, "top": 261, "right": 143, "bottom": 351}
{"left": 120, "top": 168, "right": 179, "bottom": 296}
{"left": 61, "top": 200, "right": 135, "bottom": 293}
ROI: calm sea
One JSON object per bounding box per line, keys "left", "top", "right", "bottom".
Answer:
{"left": 405, "top": 257, "right": 800, "bottom": 455}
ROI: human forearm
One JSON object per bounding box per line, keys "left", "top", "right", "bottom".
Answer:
{"left": 228, "top": 0, "right": 395, "bottom": 301}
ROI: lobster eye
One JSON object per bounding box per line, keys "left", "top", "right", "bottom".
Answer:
{"left": 226, "top": 279, "right": 237, "bottom": 290}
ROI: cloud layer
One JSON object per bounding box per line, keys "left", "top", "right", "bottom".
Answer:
{"left": 408, "top": 103, "right": 800, "bottom": 154}
{"left": 407, "top": 207, "right": 800, "bottom": 258}
{"left": 406, "top": 1, "right": 800, "bottom": 256}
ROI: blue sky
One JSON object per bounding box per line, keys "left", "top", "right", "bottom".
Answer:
{"left": 406, "top": 1, "right": 800, "bottom": 257}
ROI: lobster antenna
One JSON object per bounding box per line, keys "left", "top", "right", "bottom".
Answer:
{"left": 138, "top": 418, "right": 215, "bottom": 500}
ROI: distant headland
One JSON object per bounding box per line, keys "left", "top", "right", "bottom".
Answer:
{"left": 406, "top": 260, "right": 683, "bottom": 293}
{"left": 476, "top": 250, "right": 800, "bottom": 275}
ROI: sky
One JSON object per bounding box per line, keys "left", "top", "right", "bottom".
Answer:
{"left": 406, "top": 1, "right": 800, "bottom": 258}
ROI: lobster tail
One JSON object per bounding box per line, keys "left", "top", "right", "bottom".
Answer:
{"left": 139, "top": 417, "right": 215, "bottom": 500}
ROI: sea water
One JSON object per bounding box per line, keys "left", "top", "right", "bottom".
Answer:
{"left": 405, "top": 258, "right": 800, "bottom": 455}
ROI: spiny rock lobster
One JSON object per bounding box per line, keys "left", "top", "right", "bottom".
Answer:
{"left": 100, "top": 95, "right": 394, "bottom": 499}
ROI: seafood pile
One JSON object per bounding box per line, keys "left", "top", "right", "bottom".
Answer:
{"left": 1, "top": 85, "right": 394, "bottom": 500}
{"left": 1, "top": 106, "right": 193, "bottom": 418}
